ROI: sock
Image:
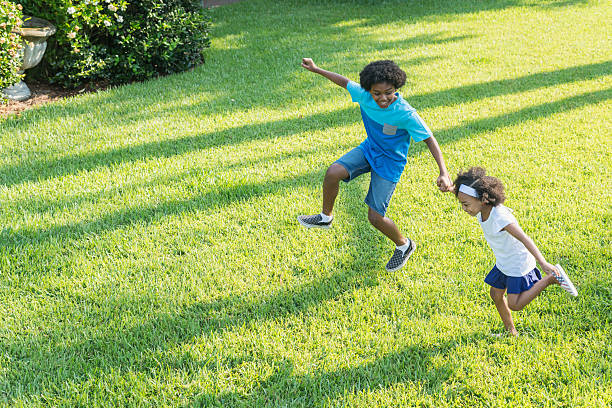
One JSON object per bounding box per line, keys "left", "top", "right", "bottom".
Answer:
{"left": 320, "top": 213, "right": 333, "bottom": 222}
{"left": 396, "top": 239, "right": 411, "bottom": 253}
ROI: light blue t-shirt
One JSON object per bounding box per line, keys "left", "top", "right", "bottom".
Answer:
{"left": 346, "top": 80, "right": 432, "bottom": 182}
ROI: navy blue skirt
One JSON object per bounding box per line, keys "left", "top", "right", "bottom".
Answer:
{"left": 485, "top": 265, "right": 542, "bottom": 294}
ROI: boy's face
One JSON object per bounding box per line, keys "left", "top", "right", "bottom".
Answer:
{"left": 369, "top": 82, "right": 397, "bottom": 109}
{"left": 457, "top": 192, "right": 484, "bottom": 217}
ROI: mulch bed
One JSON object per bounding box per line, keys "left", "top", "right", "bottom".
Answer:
{"left": 1, "top": 82, "right": 96, "bottom": 119}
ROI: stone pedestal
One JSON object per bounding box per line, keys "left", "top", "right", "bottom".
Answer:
{"left": 2, "top": 17, "right": 56, "bottom": 101}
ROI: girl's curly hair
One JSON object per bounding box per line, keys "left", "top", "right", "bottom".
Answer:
{"left": 453, "top": 167, "right": 506, "bottom": 206}
{"left": 359, "top": 60, "right": 407, "bottom": 91}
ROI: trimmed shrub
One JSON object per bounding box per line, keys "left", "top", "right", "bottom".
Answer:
{"left": 19, "top": 0, "right": 210, "bottom": 88}
{"left": 0, "top": 1, "right": 24, "bottom": 91}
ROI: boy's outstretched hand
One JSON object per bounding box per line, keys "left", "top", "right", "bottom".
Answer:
{"left": 300, "top": 58, "right": 349, "bottom": 88}
{"left": 437, "top": 174, "right": 454, "bottom": 193}
{"left": 301, "top": 58, "right": 318, "bottom": 72}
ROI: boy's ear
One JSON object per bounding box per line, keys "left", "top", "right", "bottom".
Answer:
{"left": 480, "top": 192, "right": 490, "bottom": 203}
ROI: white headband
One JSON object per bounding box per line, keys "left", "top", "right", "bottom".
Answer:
{"left": 459, "top": 184, "right": 479, "bottom": 198}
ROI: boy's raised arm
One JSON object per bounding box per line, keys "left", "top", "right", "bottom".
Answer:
{"left": 301, "top": 58, "right": 349, "bottom": 88}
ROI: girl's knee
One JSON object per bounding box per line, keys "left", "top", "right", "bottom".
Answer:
{"left": 507, "top": 301, "right": 523, "bottom": 311}
{"left": 506, "top": 295, "right": 524, "bottom": 311}
{"left": 489, "top": 287, "right": 505, "bottom": 302}
{"left": 508, "top": 304, "right": 523, "bottom": 311}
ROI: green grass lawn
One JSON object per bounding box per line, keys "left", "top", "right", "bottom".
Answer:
{"left": 1, "top": 0, "right": 610, "bottom": 406}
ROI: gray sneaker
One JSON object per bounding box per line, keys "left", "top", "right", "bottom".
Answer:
{"left": 297, "top": 214, "right": 333, "bottom": 229}
{"left": 385, "top": 239, "right": 416, "bottom": 272}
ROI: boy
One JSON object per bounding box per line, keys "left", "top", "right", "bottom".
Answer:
{"left": 298, "top": 58, "right": 453, "bottom": 271}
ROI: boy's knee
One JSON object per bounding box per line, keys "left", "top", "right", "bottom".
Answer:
{"left": 367, "top": 208, "right": 383, "bottom": 226}
{"left": 325, "top": 163, "right": 347, "bottom": 182}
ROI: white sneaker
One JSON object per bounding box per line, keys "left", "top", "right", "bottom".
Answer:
{"left": 555, "top": 264, "right": 578, "bottom": 297}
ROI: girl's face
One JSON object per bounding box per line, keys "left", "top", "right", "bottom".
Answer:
{"left": 457, "top": 192, "right": 484, "bottom": 216}
{"left": 369, "top": 82, "right": 397, "bottom": 109}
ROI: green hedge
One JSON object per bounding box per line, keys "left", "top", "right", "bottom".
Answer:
{"left": 0, "top": 1, "right": 24, "bottom": 92}
{"left": 19, "top": 0, "right": 211, "bottom": 88}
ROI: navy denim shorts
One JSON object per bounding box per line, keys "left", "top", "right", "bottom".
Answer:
{"left": 335, "top": 147, "right": 397, "bottom": 217}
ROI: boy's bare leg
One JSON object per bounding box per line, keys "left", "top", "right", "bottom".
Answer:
{"left": 506, "top": 274, "right": 557, "bottom": 311}
{"left": 367, "top": 207, "right": 407, "bottom": 246}
{"left": 490, "top": 287, "right": 518, "bottom": 336}
{"left": 322, "top": 163, "right": 349, "bottom": 216}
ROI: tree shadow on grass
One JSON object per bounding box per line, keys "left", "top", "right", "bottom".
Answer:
{"left": 408, "top": 61, "right": 611, "bottom": 109}
{"left": 0, "top": 84, "right": 605, "bottom": 286}
{"left": 0, "top": 270, "right": 370, "bottom": 401}
{"left": 9, "top": 0, "right": 585, "bottom": 132}
{"left": 188, "top": 337, "right": 464, "bottom": 407}
{"left": 1, "top": 0, "right": 607, "bottom": 203}
{"left": 1, "top": 0, "right": 598, "bottom": 137}
{"left": 0, "top": 0, "right": 606, "bottom": 403}
{"left": 410, "top": 87, "right": 611, "bottom": 156}
{"left": 0, "top": 61, "right": 607, "bottom": 191}
{"left": 8, "top": 139, "right": 354, "bottom": 216}
{"left": 295, "top": 0, "right": 588, "bottom": 14}
{"left": 0, "top": 167, "right": 327, "bottom": 251}
{"left": 0, "top": 167, "right": 394, "bottom": 403}
{"left": 1, "top": 15, "right": 470, "bottom": 128}
{"left": 0, "top": 84, "right": 608, "bottom": 253}
{"left": 0, "top": 106, "right": 360, "bottom": 187}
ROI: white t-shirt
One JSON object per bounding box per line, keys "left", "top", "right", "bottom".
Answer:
{"left": 478, "top": 205, "right": 536, "bottom": 277}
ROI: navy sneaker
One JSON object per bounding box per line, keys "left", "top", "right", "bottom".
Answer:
{"left": 297, "top": 214, "right": 332, "bottom": 229}
{"left": 385, "top": 239, "right": 416, "bottom": 272}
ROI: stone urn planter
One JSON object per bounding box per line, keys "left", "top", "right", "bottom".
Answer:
{"left": 2, "top": 16, "right": 56, "bottom": 101}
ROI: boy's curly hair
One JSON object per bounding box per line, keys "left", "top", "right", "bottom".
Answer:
{"left": 359, "top": 60, "right": 407, "bottom": 91}
{"left": 453, "top": 167, "right": 506, "bottom": 206}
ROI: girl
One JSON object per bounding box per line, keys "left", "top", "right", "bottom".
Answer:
{"left": 453, "top": 167, "right": 577, "bottom": 336}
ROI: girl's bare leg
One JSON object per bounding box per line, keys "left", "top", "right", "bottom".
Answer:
{"left": 490, "top": 287, "right": 518, "bottom": 336}
{"left": 506, "top": 274, "right": 557, "bottom": 311}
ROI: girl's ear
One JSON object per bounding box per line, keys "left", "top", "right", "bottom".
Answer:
{"left": 480, "top": 192, "right": 490, "bottom": 204}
